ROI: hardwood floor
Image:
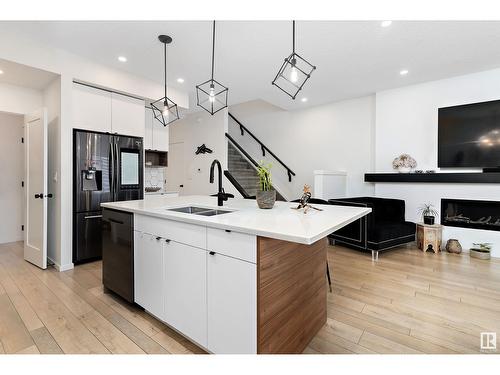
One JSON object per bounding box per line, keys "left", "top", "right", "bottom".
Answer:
{"left": 1, "top": 241, "right": 499, "bottom": 354}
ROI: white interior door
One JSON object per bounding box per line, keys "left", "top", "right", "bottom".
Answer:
{"left": 24, "top": 109, "right": 48, "bottom": 269}
{"left": 166, "top": 142, "right": 185, "bottom": 194}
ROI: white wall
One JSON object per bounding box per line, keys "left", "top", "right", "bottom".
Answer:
{"left": 43, "top": 77, "right": 62, "bottom": 267}
{"left": 229, "top": 96, "right": 376, "bottom": 199}
{"left": 0, "top": 82, "right": 42, "bottom": 115}
{"left": 375, "top": 67, "right": 500, "bottom": 258}
{"left": 0, "top": 112, "right": 24, "bottom": 244}
{"left": 166, "top": 109, "right": 242, "bottom": 198}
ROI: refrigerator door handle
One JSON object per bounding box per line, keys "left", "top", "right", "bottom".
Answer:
{"left": 114, "top": 142, "right": 119, "bottom": 199}
{"left": 109, "top": 139, "right": 115, "bottom": 201}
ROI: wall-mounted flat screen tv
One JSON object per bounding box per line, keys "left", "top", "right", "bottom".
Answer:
{"left": 438, "top": 99, "right": 500, "bottom": 168}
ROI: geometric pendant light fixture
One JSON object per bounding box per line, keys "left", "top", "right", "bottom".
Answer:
{"left": 272, "top": 20, "right": 316, "bottom": 100}
{"left": 196, "top": 21, "right": 229, "bottom": 115}
{"left": 151, "top": 34, "right": 180, "bottom": 126}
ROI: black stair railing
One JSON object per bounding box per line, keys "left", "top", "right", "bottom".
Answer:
{"left": 228, "top": 112, "right": 296, "bottom": 182}
{"left": 223, "top": 170, "right": 255, "bottom": 200}
{"left": 226, "top": 133, "right": 259, "bottom": 168}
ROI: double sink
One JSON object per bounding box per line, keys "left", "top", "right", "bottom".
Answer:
{"left": 167, "top": 206, "right": 233, "bottom": 216}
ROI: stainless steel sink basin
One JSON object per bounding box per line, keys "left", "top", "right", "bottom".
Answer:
{"left": 167, "top": 206, "right": 233, "bottom": 216}
{"left": 195, "top": 209, "right": 232, "bottom": 216}
{"left": 167, "top": 206, "right": 212, "bottom": 214}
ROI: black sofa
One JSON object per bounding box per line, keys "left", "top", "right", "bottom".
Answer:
{"left": 328, "top": 197, "right": 416, "bottom": 261}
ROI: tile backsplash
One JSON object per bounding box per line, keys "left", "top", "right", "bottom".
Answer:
{"left": 145, "top": 166, "right": 166, "bottom": 189}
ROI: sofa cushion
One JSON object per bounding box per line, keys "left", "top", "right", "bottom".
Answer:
{"left": 369, "top": 221, "right": 416, "bottom": 244}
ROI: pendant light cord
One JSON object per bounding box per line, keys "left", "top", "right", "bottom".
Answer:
{"left": 211, "top": 20, "right": 216, "bottom": 80}
{"left": 164, "top": 42, "right": 167, "bottom": 100}
{"left": 292, "top": 20, "right": 295, "bottom": 54}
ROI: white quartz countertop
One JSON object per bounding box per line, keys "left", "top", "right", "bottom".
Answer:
{"left": 101, "top": 195, "right": 371, "bottom": 245}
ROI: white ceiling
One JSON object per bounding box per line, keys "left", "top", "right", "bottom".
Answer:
{"left": 3, "top": 21, "right": 500, "bottom": 109}
{"left": 0, "top": 58, "right": 58, "bottom": 90}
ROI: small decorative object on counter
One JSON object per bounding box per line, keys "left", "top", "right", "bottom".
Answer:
{"left": 418, "top": 202, "right": 439, "bottom": 225}
{"left": 256, "top": 162, "right": 276, "bottom": 209}
{"left": 392, "top": 154, "right": 417, "bottom": 173}
{"left": 292, "top": 185, "right": 324, "bottom": 214}
{"left": 470, "top": 243, "right": 492, "bottom": 260}
{"left": 445, "top": 239, "right": 462, "bottom": 254}
{"left": 195, "top": 144, "right": 213, "bottom": 155}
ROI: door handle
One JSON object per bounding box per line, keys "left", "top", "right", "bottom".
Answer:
{"left": 84, "top": 215, "right": 103, "bottom": 220}
{"left": 209, "top": 251, "right": 216, "bottom": 255}
{"left": 47, "top": 193, "right": 53, "bottom": 198}
{"left": 34, "top": 193, "right": 44, "bottom": 199}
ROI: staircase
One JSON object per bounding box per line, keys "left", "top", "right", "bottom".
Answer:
{"left": 227, "top": 141, "right": 286, "bottom": 201}
{"left": 228, "top": 143, "right": 260, "bottom": 197}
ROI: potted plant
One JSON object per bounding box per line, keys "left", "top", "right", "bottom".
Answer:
{"left": 470, "top": 243, "right": 492, "bottom": 260}
{"left": 392, "top": 154, "right": 417, "bottom": 173}
{"left": 418, "top": 203, "right": 439, "bottom": 225}
{"left": 256, "top": 162, "right": 276, "bottom": 209}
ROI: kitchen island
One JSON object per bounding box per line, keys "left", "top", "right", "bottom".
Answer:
{"left": 101, "top": 195, "right": 371, "bottom": 354}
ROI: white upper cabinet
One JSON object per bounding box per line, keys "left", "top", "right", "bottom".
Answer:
{"left": 144, "top": 107, "right": 169, "bottom": 152}
{"left": 72, "top": 84, "right": 146, "bottom": 138}
{"left": 144, "top": 107, "right": 153, "bottom": 150}
{"left": 72, "top": 83, "right": 112, "bottom": 132}
{"left": 111, "top": 92, "right": 145, "bottom": 138}
{"left": 152, "top": 118, "right": 169, "bottom": 152}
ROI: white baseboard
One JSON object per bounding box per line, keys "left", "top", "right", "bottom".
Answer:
{"left": 48, "top": 257, "right": 74, "bottom": 272}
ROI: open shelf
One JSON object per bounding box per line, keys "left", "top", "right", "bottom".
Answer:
{"left": 364, "top": 172, "right": 500, "bottom": 183}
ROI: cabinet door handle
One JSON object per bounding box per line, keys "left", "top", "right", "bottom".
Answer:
{"left": 165, "top": 239, "right": 171, "bottom": 243}
{"left": 209, "top": 251, "right": 216, "bottom": 255}
{"left": 225, "top": 229, "right": 231, "bottom": 233}
{"left": 156, "top": 236, "right": 162, "bottom": 241}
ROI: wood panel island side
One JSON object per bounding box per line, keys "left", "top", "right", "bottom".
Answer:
{"left": 101, "top": 195, "right": 370, "bottom": 354}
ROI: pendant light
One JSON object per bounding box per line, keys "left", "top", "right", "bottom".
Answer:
{"left": 272, "top": 20, "right": 316, "bottom": 99}
{"left": 196, "top": 21, "right": 229, "bottom": 115}
{"left": 151, "top": 35, "right": 179, "bottom": 126}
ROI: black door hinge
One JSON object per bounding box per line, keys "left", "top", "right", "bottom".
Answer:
{"left": 21, "top": 225, "right": 24, "bottom": 231}
{"left": 21, "top": 137, "right": 24, "bottom": 144}
{"left": 21, "top": 181, "right": 24, "bottom": 187}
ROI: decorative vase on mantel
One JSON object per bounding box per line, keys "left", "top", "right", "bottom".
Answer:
{"left": 392, "top": 154, "right": 417, "bottom": 174}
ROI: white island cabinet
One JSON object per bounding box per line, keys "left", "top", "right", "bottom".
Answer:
{"left": 133, "top": 232, "right": 164, "bottom": 319}
{"left": 164, "top": 240, "right": 207, "bottom": 348}
{"left": 207, "top": 251, "right": 256, "bottom": 353}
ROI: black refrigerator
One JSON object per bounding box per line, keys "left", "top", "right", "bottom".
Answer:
{"left": 73, "top": 129, "right": 143, "bottom": 263}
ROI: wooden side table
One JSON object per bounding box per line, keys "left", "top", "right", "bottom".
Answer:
{"left": 417, "top": 223, "right": 443, "bottom": 253}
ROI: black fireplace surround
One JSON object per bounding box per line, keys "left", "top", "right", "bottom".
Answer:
{"left": 441, "top": 198, "right": 500, "bottom": 232}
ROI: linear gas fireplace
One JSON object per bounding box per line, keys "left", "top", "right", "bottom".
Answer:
{"left": 441, "top": 198, "right": 500, "bottom": 232}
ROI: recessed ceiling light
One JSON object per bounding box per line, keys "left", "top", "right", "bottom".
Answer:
{"left": 176, "top": 78, "right": 185, "bottom": 83}
{"left": 0, "top": 69, "right": 3, "bottom": 75}
{"left": 400, "top": 69, "right": 409, "bottom": 76}
{"left": 301, "top": 97, "right": 308, "bottom": 102}
{"left": 118, "top": 56, "right": 127, "bottom": 62}
{"left": 381, "top": 21, "right": 392, "bottom": 27}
